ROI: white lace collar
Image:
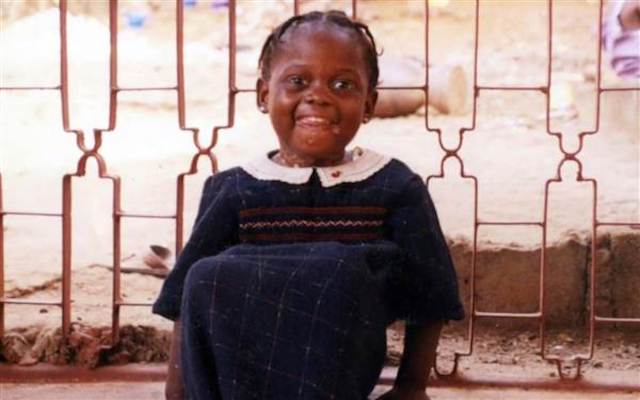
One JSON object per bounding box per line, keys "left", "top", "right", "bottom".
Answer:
{"left": 241, "top": 147, "right": 391, "bottom": 187}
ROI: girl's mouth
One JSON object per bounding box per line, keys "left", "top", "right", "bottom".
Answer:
{"left": 296, "top": 116, "right": 333, "bottom": 127}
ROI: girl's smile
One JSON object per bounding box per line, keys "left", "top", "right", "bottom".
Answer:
{"left": 257, "top": 24, "right": 377, "bottom": 167}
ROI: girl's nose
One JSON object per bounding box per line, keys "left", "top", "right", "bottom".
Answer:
{"left": 303, "top": 83, "right": 330, "bottom": 105}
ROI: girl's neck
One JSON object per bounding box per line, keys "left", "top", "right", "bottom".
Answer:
{"left": 272, "top": 150, "right": 352, "bottom": 168}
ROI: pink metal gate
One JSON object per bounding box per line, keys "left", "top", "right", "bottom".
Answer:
{"left": 0, "top": 0, "right": 638, "bottom": 388}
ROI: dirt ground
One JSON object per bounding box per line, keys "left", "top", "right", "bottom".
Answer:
{"left": 1, "top": 379, "right": 638, "bottom": 400}
{"left": 0, "top": 0, "right": 638, "bottom": 384}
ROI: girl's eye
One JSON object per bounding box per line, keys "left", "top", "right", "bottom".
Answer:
{"left": 331, "top": 79, "right": 356, "bottom": 91}
{"left": 287, "top": 76, "right": 306, "bottom": 86}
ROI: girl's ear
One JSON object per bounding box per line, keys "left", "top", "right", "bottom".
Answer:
{"left": 256, "top": 78, "right": 269, "bottom": 113}
{"left": 363, "top": 89, "right": 378, "bottom": 123}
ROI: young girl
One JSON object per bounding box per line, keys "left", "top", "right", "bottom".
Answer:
{"left": 153, "top": 10, "right": 464, "bottom": 400}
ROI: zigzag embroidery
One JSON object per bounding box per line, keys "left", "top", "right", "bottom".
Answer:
{"left": 240, "top": 219, "right": 384, "bottom": 229}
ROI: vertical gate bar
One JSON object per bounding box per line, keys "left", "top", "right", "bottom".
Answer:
{"left": 62, "top": 176, "right": 72, "bottom": 339}
{"left": 468, "top": 0, "right": 481, "bottom": 356}
{"left": 294, "top": 0, "right": 300, "bottom": 16}
{"left": 59, "top": 0, "right": 72, "bottom": 341}
{"left": 112, "top": 175, "right": 122, "bottom": 342}
{"left": 176, "top": 0, "right": 187, "bottom": 129}
{"left": 176, "top": 174, "right": 186, "bottom": 254}
{"left": 107, "top": 0, "right": 122, "bottom": 343}
{"left": 586, "top": 181, "right": 598, "bottom": 359}
{"left": 228, "top": 0, "right": 237, "bottom": 97}
{"left": 538, "top": 0, "right": 553, "bottom": 366}
{"left": 468, "top": 0, "right": 480, "bottom": 132}
{"left": 175, "top": 0, "right": 187, "bottom": 254}
{"left": 219, "top": 0, "right": 238, "bottom": 131}
{"left": 425, "top": 0, "right": 429, "bottom": 93}
{"left": 580, "top": 0, "right": 607, "bottom": 364}
{"left": 0, "top": 174, "right": 4, "bottom": 338}
{"left": 59, "top": 0, "right": 70, "bottom": 129}
{"left": 108, "top": 0, "right": 119, "bottom": 129}
{"left": 541, "top": 185, "right": 554, "bottom": 371}
{"left": 588, "top": 0, "right": 607, "bottom": 361}
{"left": 352, "top": 0, "right": 357, "bottom": 19}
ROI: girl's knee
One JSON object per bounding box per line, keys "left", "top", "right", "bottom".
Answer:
{"left": 183, "top": 257, "right": 224, "bottom": 302}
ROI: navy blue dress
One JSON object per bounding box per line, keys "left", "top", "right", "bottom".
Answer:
{"left": 153, "top": 157, "right": 464, "bottom": 400}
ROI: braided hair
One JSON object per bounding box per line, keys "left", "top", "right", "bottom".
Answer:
{"left": 258, "top": 10, "right": 380, "bottom": 90}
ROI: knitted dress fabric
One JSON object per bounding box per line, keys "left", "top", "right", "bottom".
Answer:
{"left": 153, "top": 157, "right": 464, "bottom": 400}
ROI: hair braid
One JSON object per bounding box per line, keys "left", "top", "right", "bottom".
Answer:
{"left": 258, "top": 10, "right": 380, "bottom": 90}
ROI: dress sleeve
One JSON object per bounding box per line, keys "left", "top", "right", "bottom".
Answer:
{"left": 152, "top": 174, "right": 238, "bottom": 321}
{"left": 387, "top": 173, "right": 465, "bottom": 324}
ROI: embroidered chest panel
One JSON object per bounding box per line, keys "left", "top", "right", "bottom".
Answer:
{"left": 238, "top": 206, "right": 387, "bottom": 243}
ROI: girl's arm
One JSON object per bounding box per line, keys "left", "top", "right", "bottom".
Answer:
{"left": 165, "top": 320, "right": 184, "bottom": 400}
{"left": 377, "top": 320, "right": 443, "bottom": 400}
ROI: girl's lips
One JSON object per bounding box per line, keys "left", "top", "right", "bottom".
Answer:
{"left": 296, "top": 116, "right": 334, "bottom": 126}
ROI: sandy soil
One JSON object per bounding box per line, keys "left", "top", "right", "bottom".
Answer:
{"left": 1, "top": 0, "right": 638, "bottom": 374}
{"left": 1, "top": 378, "right": 638, "bottom": 400}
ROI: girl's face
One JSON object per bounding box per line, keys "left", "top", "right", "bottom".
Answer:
{"left": 257, "top": 24, "right": 377, "bottom": 167}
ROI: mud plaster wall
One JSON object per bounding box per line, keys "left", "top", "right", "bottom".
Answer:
{"left": 450, "top": 232, "right": 640, "bottom": 329}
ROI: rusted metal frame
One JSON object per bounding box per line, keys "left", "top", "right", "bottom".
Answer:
{"left": 0, "top": 0, "right": 71, "bottom": 340}
{"left": 539, "top": 0, "right": 566, "bottom": 376}
{"left": 4, "top": 189, "right": 68, "bottom": 330}
{"left": 116, "top": 213, "right": 175, "bottom": 219}
{"left": 427, "top": 0, "right": 552, "bottom": 377}
{"left": 477, "top": 86, "right": 547, "bottom": 92}
{"left": 104, "top": 0, "right": 208, "bottom": 342}
{"left": 422, "top": 0, "right": 478, "bottom": 377}
{"left": 0, "top": 86, "right": 61, "bottom": 91}
{"left": 600, "top": 87, "right": 640, "bottom": 91}
{"left": 592, "top": 0, "right": 640, "bottom": 333}
{"left": 594, "top": 316, "right": 640, "bottom": 324}
{"left": 1, "top": 212, "right": 62, "bottom": 217}
{"left": 176, "top": 0, "right": 193, "bottom": 254}
{"left": 1, "top": 299, "right": 61, "bottom": 306}
{"left": 175, "top": 0, "right": 218, "bottom": 256}
{"left": 378, "top": 85, "right": 425, "bottom": 90}
{"left": 0, "top": 0, "right": 635, "bottom": 387}
{"left": 113, "top": 301, "right": 152, "bottom": 307}
{"left": 1, "top": 363, "right": 638, "bottom": 392}
{"left": 380, "top": 368, "right": 640, "bottom": 392}
{"left": 598, "top": 221, "right": 640, "bottom": 227}
{"left": 478, "top": 222, "right": 543, "bottom": 226}
{"left": 117, "top": 87, "right": 177, "bottom": 91}
{"left": 536, "top": 0, "right": 623, "bottom": 379}
{"left": 426, "top": 0, "right": 608, "bottom": 379}
{"left": 540, "top": 169, "right": 598, "bottom": 379}
{"left": 0, "top": 176, "right": 5, "bottom": 336}
{"left": 100, "top": 0, "right": 227, "bottom": 341}
{"left": 474, "top": 312, "right": 541, "bottom": 319}
{"left": 175, "top": 0, "right": 238, "bottom": 256}
{"left": 64, "top": 0, "right": 165, "bottom": 343}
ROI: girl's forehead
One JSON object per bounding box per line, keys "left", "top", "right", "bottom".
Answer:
{"left": 273, "top": 24, "right": 366, "bottom": 64}
{"left": 280, "top": 22, "right": 360, "bottom": 49}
